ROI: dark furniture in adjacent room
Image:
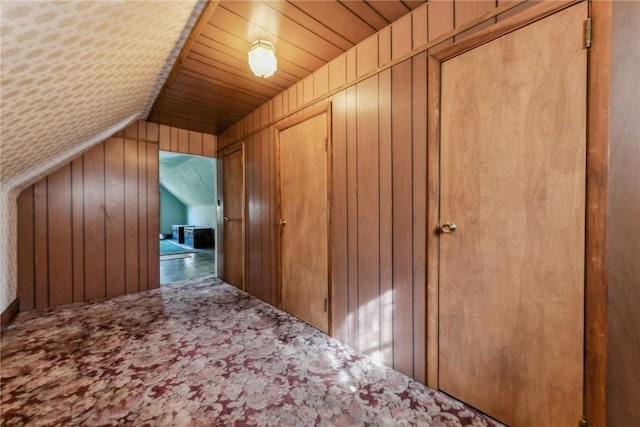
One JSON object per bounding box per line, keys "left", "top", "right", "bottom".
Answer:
{"left": 184, "top": 226, "right": 214, "bottom": 249}
{"left": 171, "top": 225, "right": 194, "bottom": 244}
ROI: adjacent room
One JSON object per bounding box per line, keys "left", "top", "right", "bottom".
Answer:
{"left": 158, "top": 151, "right": 217, "bottom": 284}
{"left": 1, "top": 1, "right": 638, "bottom": 426}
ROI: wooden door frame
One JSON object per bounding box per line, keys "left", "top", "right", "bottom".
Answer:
{"left": 426, "top": 1, "right": 607, "bottom": 424}
{"left": 220, "top": 142, "right": 246, "bottom": 291}
{"left": 274, "top": 103, "right": 333, "bottom": 334}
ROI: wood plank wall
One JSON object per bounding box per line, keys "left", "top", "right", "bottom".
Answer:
{"left": 607, "top": 1, "right": 640, "bottom": 425}
{"left": 216, "top": 1, "right": 530, "bottom": 382}
{"left": 17, "top": 120, "right": 216, "bottom": 311}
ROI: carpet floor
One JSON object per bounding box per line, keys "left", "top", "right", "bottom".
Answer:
{"left": 1, "top": 276, "right": 502, "bottom": 426}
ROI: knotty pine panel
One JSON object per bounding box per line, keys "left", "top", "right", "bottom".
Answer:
{"left": 16, "top": 122, "right": 165, "bottom": 311}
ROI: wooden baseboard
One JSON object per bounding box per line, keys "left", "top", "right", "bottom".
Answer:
{"left": 1, "top": 298, "right": 19, "bottom": 331}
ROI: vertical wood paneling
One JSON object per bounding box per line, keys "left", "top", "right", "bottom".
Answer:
{"left": 314, "top": 65, "right": 329, "bottom": 99}
{"left": 105, "top": 138, "right": 126, "bottom": 298}
{"left": 17, "top": 121, "right": 184, "bottom": 311}
{"left": 83, "top": 144, "right": 106, "bottom": 302}
{"left": 607, "top": 1, "right": 640, "bottom": 425}
{"left": 71, "top": 158, "right": 84, "bottom": 303}
{"left": 346, "top": 49, "right": 357, "bottom": 84}
{"left": 137, "top": 121, "right": 147, "bottom": 141}
{"left": 124, "top": 140, "right": 139, "bottom": 294}
{"left": 124, "top": 122, "right": 137, "bottom": 140}
{"left": 260, "top": 129, "right": 271, "bottom": 304}
{"left": 17, "top": 187, "right": 34, "bottom": 311}
{"left": 331, "top": 91, "right": 349, "bottom": 344}
{"left": 47, "top": 165, "right": 72, "bottom": 307}
{"left": 454, "top": 0, "right": 498, "bottom": 40}
{"left": 392, "top": 59, "right": 414, "bottom": 377}
{"left": 412, "top": 53, "right": 428, "bottom": 383}
{"left": 246, "top": 136, "right": 256, "bottom": 297}
{"left": 147, "top": 143, "right": 160, "bottom": 289}
{"left": 379, "top": 27, "right": 392, "bottom": 67}
{"left": 297, "top": 80, "right": 306, "bottom": 108}
{"left": 378, "top": 68, "right": 394, "bottom": 365}
{"left": 189, "top": 131, "right": 203, "bottom": 156}
{"left": 34, "top": 179, "right": 48, "bottom": 309}
{"left": 392, "top": 14, "right": 413, "bottom": 60}
{"left": 147, "top": 122, "right": 159, "bottom": 143}
{"left": 269, "top": 128, "right": 277, "bottom": 306}
{"left": 356, "top": 76, "right": 381, "bottom": 357}
{"left": 170, "top": 127, "right": 179, "bottom": 152}
{"left": 329, "top": 54, "right": 347, "bottom": 91}
{"left": 178, "top": 129, "right": 189, "bottom": 153}
{"left": 203, "top": 133, "right": 216, "bottom": 157}
{"left": 346, "top": 85, "right": 359, "bottom": 349}
{"left": 413, "top": 4, "right": 428, "bottom": 47}
{"left": 428, "top": 0, "right": 454, "bottom": 42}
{"left": 159, "top": 124, "right": 171, "bottom": 151}
{"left": 138, "top": 142, "right": 148, "bottom": 291}
{"left": 357, "top": 35, "right": 378, "bottom": 78}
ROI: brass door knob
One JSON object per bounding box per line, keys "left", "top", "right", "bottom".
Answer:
{"left": 223, "top": 216, "right": 230, "bottom": 223}
{"left": 277, "top": 219, "right": 287, "bottom": 227}
{"left": 439, "top": 222, "right": 457, "bottom": 234}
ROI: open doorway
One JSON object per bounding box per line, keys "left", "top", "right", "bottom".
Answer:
{"left": 159, "top": 151, "right": 217, "bottom": 284}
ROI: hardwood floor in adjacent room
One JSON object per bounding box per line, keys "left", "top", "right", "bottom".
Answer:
{"left": 160, "top": 247, "right": 216, "bottom": 284}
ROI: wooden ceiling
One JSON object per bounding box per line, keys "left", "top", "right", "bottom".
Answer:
{"left": 148, "top": 0, "right": 425, "bottom": 135}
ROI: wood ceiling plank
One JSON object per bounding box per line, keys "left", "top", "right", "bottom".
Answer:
{"left": 212, "top": 6, "right": 327, "bottom": 72}
{"left": 189, "top": 42, "right": 298, "bottom": 88}
{"left": 287, "top": 0, "right": 375, "bottom": 46}
{"left": 265, "top": 1, "right": 354, "bottom": 50}
{"left": 337, "top": 0, "right": 389, "bottom": 30}
{"left": 167, "top": 77, "right": 269, "bottom": 112}
{"left": 199, "top": 24, "right": 313, "bottom": 79}
{"left": 181, "top": 56, "right": 285, "bottom": 96}
{"left": 367, "top": 1, "right": 412, "bottom": 23}
{"left": 221, "top": 1, "right": 344, "bottom": 61}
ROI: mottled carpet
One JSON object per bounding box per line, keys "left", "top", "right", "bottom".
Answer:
{"left": 1, "top": 276, "right": 501, "bottom": 426}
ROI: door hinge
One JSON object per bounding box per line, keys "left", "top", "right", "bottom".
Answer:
{"left": 584, "top": 18, "right": 592, "bottom": 48}
{"left": 579, "top": 419, "right": 587, "bottom": 427}
{"left": 324, "top": 297, "right": 329, "bottom": 312}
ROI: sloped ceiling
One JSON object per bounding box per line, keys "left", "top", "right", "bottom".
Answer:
{"left": 159, "top": 151, "right": 216, "bottom": 206}
{"left": 0, "top": 0, "right": 204, "bottom": 192}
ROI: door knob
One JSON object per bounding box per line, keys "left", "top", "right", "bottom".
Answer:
{"left": 277, "top": 219, "right": 287, "bottom": 227}
{"left": 438, "top": 222, "right": 457, "bottom": 234}
{"left": 223, "top": 216, "right": 230, "bottom": 223}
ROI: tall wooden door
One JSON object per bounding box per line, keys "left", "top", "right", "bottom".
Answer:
{"left": 437, "top": 4, "right": 587, "bottom": 426}
{"left": 222, "top": 146, "right": 245, "bottom": 290}
{"left": 277, "top": 109, "right": 330, "bottom": 333}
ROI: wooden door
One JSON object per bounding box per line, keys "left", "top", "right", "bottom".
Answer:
{"left": 437, "top": 4, "right": 587, "bottom": 426}
{"left": 222, "top": 146, "right": 245, "bottom": 289}
{"left": 277, "top": 109, "right": 330, "bottom": 333}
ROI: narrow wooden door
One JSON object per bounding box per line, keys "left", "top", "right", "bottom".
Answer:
{"left": 278, "top": 110, "right": 330, "bottom": 333}
{"left": 222, "top": 146, "right": 245, "bottom": 290}
{"left": 437, "top": 4, "right": 587, "bottom": 426}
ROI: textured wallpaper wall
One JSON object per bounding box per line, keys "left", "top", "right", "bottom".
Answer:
{"left": 0, "top": 1, "right": 205, "bottom": 312}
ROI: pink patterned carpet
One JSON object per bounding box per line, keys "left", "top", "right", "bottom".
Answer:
{"left": 1, "top": 276, "right": 502, "bottom": 426}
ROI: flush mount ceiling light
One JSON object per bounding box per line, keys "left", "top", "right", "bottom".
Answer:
{"left": 248, "top": 40, "right": 277, "bottom": 78}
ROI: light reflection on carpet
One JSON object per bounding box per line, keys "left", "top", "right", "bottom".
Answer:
{"left": 1, "top": 275, "right": 503, "bottom": 426}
